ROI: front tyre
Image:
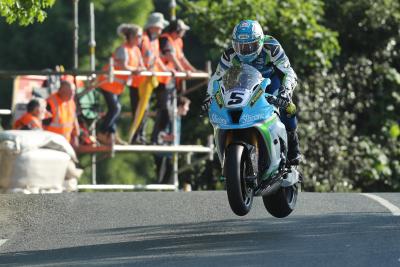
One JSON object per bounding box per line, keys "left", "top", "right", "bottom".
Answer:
{"left": 224, "top": 144, "right": 254, "bottom": 216}
{"left": 263, "top": 184, "right": 298, "bottom": 218}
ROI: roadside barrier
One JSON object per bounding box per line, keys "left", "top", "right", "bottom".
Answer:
{"left": 0, "top": 63, "right": 212, "bottom": 191}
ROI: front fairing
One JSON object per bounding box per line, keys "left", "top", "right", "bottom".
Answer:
{"left": 208, "top": 64, "right": 274, "bottom": 129}
{"left": 208, "top": 65, "right": 285, "bottom": 181}
{"left": 209, "top": 91, "right": 275, "bottom": 129}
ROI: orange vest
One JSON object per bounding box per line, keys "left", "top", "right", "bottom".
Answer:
{"left": 44, "top": 93, "right": 76, "bottom": 142}
{"left": 130, "top": 46, "right": 145, "bottom": 88}
{"left": 160, "top": 33, "right": 184, "bottom": 69}
{"left": 160, "top": 33, "right": 185, "bottom": 87}
{"left": 60, "top": 74, "right": 85, "bottom": 88}
{"left": 175, "top": 37, "right": 184, "bottom": 57}
{"left": 98, "top": 43, "right": 142, "bottom": 94}
{"left": 141, "top": 33, "right": 171, "bottom": 85}
{"left": 13, "top": 112, "right": 42, "bottom": 130}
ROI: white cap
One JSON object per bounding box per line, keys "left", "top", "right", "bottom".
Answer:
{"left": 144, "top": 12, "right": 169, "bottom": 30}
{"left": 177, "top": 19, "right": 190, "bottom": 31}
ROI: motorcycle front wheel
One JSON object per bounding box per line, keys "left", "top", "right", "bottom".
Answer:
{"left": 224, "top": 144, "right": 254, "bottom": 216}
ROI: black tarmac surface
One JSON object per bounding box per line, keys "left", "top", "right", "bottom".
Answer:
{"left": 0, "top": 192, "right": 399, "bottom": 266}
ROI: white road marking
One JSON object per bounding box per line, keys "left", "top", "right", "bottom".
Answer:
{"left": 0, "top": 239, "right": 8, "bottom": 248}
{"left": 362, "top": 193, "right": 400, "bottom": 216}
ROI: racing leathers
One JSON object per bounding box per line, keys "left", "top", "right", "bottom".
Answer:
{"left": 207, "top": 35, "right": 301, "bottom": 164}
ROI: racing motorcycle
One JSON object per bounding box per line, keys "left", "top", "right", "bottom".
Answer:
{"left": 208, "top": 64, "right": 301, "bottom": 217}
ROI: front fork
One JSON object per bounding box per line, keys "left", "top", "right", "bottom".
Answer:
{"left": 232, "top": 142, "right": 259, "bottom": 189}
{"left": 215, "top": 128, "right": 301, "bottom": 194}
{"left": 216, "top": 129, "right": 260, "bottom": 188}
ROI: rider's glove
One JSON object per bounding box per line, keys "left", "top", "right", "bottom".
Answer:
{"left": 277, "top": 86, "right": 296, "bottom": 116}
{"left": 201, "top": 95, "right": 212, "bottom": 113}
{"left": 277, "top": 86, "right": 292, "bottom": 102}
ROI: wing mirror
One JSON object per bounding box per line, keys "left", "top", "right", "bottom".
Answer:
{"left": 260, "top": 78, "right": 271, "bottom": 91}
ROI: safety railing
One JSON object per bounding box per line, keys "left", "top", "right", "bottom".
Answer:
{"left": 0, "top": 109, "right": 11, "bottom": 115}
{"left": 0, "top": 65, "right": 212, "bottom": 191}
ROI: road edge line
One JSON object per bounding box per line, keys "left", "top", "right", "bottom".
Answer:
{"left": 0, "top": 239, "right": 8, "bottom": 248}
{"left": 361, "top": 193, "right": 400, "bottom": 216}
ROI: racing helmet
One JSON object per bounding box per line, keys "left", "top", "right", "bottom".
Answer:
{"left": 232, "top": 20, "right": 264, "bottom": 63}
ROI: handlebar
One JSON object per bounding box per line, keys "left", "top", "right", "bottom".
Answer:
{"left": 265, "top": 94, "right": 297, "bottom": 115}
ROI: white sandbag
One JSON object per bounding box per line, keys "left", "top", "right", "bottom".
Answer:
{"left": 0, "top": 130, "right": 75, "bottom": 193}
{"left": 1, "top": 148, "right": 70, "bottom": 193}
{"left": 0, "top": 130, "right": 77, "bottom": 162}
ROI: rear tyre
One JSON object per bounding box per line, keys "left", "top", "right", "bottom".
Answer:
{"left": 263, "top": 184, "right": 298, "bottom": 218}
{"left": 224, "top": 144, "right": 253, "bottom": 216}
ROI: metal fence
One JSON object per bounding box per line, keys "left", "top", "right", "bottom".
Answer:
{"left": 0, "top": 66, "right": 212, "bottom": 191}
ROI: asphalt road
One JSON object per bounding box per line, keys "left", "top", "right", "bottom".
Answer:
{"left": 0, "top": 192, "right": 400, "bottom": 267}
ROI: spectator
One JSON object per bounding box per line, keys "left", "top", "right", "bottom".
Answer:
{"left": 12, "top": 77, "right": 83, "bottom": 189}
{"left": 154, "top": 96, "right": 191, "bottom": 185}
{"left": 140, "top": 13, "right": 174, "bottom": 145}
{"left": 141, "top": 13, "right": 170, "bottom": 73}
{"left": 152, "top": 19, "right": 196, "bottom": 144}
{"left": 160, "top": 19, "right": 197, "bottom": 74}
{"left": 176, "top": 96, "right": 191, "bottom": 143}
{"left": 97, "top": 24, "right": 145, "bottom": 145}
{"left": 43, "top": 80, "right": 80, "bottom": 148}
{"left": 13, "top": 99, "right": 43, "bottom": 130}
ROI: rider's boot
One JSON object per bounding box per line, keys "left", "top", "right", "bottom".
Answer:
{"left": 287, "top": 129, "right": 301, "bottom": 165}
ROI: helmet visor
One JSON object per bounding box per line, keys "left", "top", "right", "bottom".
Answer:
{"left": 232, "top": 40, "right": 261, "bottom": 56}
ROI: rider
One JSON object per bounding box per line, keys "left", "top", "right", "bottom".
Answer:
{"left": 205, "top": 20, "right": 301, "bottom": 165}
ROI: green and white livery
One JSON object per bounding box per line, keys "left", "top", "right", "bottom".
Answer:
{"left": 208, "top": 64, "right": 301, "bottom": 217}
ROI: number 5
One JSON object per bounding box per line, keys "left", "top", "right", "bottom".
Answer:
{"left": 228, "top": 92, "right": 244, "bottom": 105}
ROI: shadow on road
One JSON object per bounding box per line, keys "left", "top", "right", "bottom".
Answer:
{"left": 0, "top": 213, "right": 399, "bottom": 267}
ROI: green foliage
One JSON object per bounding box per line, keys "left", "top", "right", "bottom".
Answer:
{"left": 297, "top": 74, "right": 355, "bottom": 192}
{"left": 0, "top": 0, "right": 153, "bottom": 70}
{"left": 80, "top": 153, "right": 156, "bottom": 185}
{"left": 325, "top": 0, "right": 400, "bottom": 58}
{"left": 0, "top": 0, "right": 55, "bottom": 26}
{"left": 0, "top": 0, "right": 154, "bottom": 186}
{"left": 181, "top": 0, "right": 340, "bottom": 72}
{"left": 0, "top": 0, "right": 399, "bottom": 191}
{"left": 299, "top": 0, "right": 400, "bottom": 191}
{"left": 181, "top": 0, "right": 400, "bottom": 192}
{"left": 84, "top": 0, "right": 154, "bottom": 65}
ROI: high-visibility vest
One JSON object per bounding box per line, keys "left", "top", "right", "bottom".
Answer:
{"left": 98, "top": 43, "right": 142, "bottom": 94}
{"left": 44, "top": 93, "right": 76, "bottom": 142}
{"left": 141, "top": 33, "right": 171, "bottom": 85}
{"left": 130, "top": 46, "right": 145, "bottom": 88}
{"left": 13, "top": 112, "right": 42, "bottom": 130}
{"left": 160, "top": 33, "right": 184, "bottom": 67}
{"left": 60, "top": 74, "right": 85, "bottom": 88}
{"left": 174, "top": 37, "right": 185, "bottom": 89}
{"left": 160, "top": 33, "right": 185, "bottom": 87}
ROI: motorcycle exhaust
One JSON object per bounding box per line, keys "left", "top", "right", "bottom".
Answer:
{"left": 259, "top": 168, "right": 301, "bottom": 197}
{"left": 260, "top": 179, "right": 282, "bottom": 197}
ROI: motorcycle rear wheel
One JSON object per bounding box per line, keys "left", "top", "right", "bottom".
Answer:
{"left": 263, "top": 184, "right": 298, "bottom": 218}
{"left": 224, "top": 144, "right": 254, "bottom": 216}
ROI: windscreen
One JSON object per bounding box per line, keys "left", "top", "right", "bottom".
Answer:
{"left": 222, "top": 64, "right": 263, "bottom": 92}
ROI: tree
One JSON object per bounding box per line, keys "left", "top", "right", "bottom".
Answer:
{"left": 0, "top": 0, "right": 55, "bottom": 26}
{"left": 0, "top": 0, "right": 155, "bottom": 185}
{"left": 319, "top": 0, "right": 400, "bottom": 191}
{"left": 180, "top": 0, "right": 341, "bottom": 191}
{"left": 0, "top": 0, "right": 153, "bottom": 70}
{"left": 1, "top": 0, "right": 399, "bottom": 191}
{"left": 180, "top": 0, "right": 400, "bottom": 192}
{"left": 181, "top": 0, "right": 340, "bottom": 73}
